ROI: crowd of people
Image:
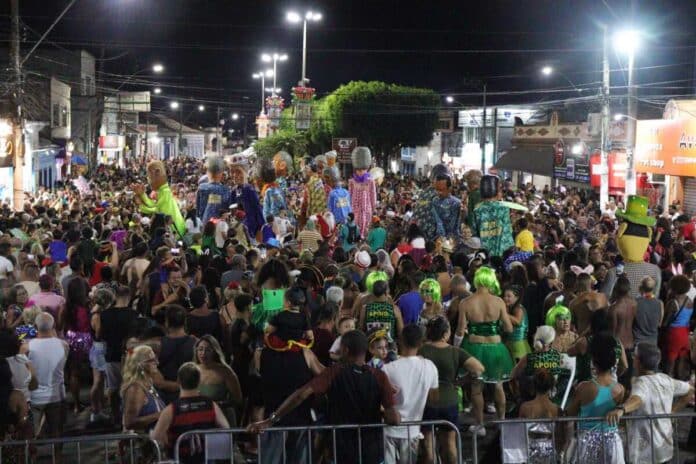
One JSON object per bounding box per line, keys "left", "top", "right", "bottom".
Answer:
{"left": 0, "top": 147, "right": 694, "bottom": 464}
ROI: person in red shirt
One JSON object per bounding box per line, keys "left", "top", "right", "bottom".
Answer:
{"left": 676, "top": 214, "right": 696, "bottom": 243}
{"left": 248, "top": 330, "right": 400, "bottom": 463}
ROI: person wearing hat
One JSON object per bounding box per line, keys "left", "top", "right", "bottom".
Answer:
{"left": 411, "top": 163, "right": 461, "bottom": 243}
{"left": 471, "top": 175, "right": 514, "bottom": 258}
{"left": 348, "top": 147, "right": 377, "bottom": 238}
{"left": 324, "top": 167, "right": 351, "bottom": 225}
{"left": 131, "top": 161, "right": 186, "bottom": 237}
{"left": 601, "top": 195, "right": 661, "bottom": 299}
{"left": 196, "top": 155, "right": 232, "bottom": 224}
{"left": 229, "top": 156, "right": 264, "bottom": 241}
{"left": 299, "top": 156, "right": 327, "bottom": 229}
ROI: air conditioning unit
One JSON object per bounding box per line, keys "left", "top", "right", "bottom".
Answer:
{"left": 587, "top": 113, "right": 601, "bottom": 136}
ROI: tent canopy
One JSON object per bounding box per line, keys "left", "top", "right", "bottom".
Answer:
{"left": 494, "top": 145, "right": 554, "bottom": 177}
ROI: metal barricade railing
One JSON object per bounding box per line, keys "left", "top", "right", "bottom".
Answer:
{"left": 172, "top": 420, "right": 463, "bottom": 464}
{"left": 0, "top": 432, "right": 162, "bottom": 464}
{"left": 470, "top": 411, "right": 696, "bottom": 464}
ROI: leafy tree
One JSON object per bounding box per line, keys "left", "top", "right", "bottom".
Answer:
{"left": 309, "top": 81, "right": 440, "bottom": 167}
{"left": 252, "top": 129, "right": 310, "bottom": 160}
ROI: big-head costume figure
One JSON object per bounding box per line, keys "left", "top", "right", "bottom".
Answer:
{"left": 348, "top": 146, "right": 377, "bottom": 237}
{"left": 196, "top": 155, "right": 232, "bottom": 224}
{"left": 412, "top": 164, "right": 461, "bottom": 242}
{"left": 272, "top": 150, "right": 293, "bottom": 196}
{"left": 601, "top": 195, "right": 661, "bottom": 298}
{"left": 258, "top": 157, "right": 288, "bottom": 219}
{"left": 134, "top": 160, "right": 186, "bottom": 237}
{"left": 472, "top": 174, "right": 513, "bottom": 257}
{"left": 229, "top": 153, "right": 264, "bottom": 240}
{"left": 324, "top": 167, "right": 351, "bottom": 225}
{"left": 300, "top": 156, "right": 327, "bottom": 227}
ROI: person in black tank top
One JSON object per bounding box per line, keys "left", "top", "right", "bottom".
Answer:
{"left": 151, "top": 363, "right": 228, "bottom": 464}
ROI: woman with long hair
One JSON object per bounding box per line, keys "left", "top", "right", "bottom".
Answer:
{"left": 433, "top": 255, "right": 452, "bottom": 301}
{"left": 0, "top": 358, "right": 30, "bottom": 463}
{"left": 61, "top": 277, "right": 92, "bottom": 414}
{"left": 89, "top": 288, "right": 114, "bottom": 422}
{"left": 568, "top": 309, "right": 627, "bottom": 383}
{"left": 456, "top": 266, "right": 513, "bottom": 435}
{"left": 185, "top": 208, "right": 202, "bottom": 235}
{"left": 503, "top": 284, "right": 532, "bottom": 363}
{"left": 120, "top": 345, "right": 165, "bottom": 432}
{"left": 4, "top": 285, "right": 29, "bottom": 330}
{"left": 193, "top": 335, "right": 242, "bottom": 425}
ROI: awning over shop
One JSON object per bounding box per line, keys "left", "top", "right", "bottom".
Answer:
{"left": 494, "top": 145, "right": 554, "bottom": 177}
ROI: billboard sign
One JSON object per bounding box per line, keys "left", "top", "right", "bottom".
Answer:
{"left": 635, "top": 119, "right": 696, "bottom": 177}
{"left": 332, "top": 138, "right": 357, "bottom": 163}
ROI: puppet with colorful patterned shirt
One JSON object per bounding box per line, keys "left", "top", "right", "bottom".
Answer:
{"left": 348, "top": 146, "right": 377, "bottom": 238}
{"left": 257, "top": 157, "right": 288, "bottom": 220}
{"left": 472, "top": 174, "right": 513, "bottom": 257}
{"left": 299, "top": 156, "right": 327, "bottom": 227}
{"left": 228, "top": 153, "right": 264, "bottom": 241}
{"left": 272, "top": 150, "right": 293, "bottom": 196}
{"left": 132, "top": 161, "right": 186, "bottom": 237}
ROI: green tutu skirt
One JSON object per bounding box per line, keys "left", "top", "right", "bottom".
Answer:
{"left": 461, "top": 340, "right": 513, "bottom": 383}
{"left": 506, "top": 339, "right": 532, "bottom": 363}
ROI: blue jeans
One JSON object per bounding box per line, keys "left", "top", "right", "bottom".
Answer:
{"left": 259, "top": 430, "right": 309, "bottom": 464}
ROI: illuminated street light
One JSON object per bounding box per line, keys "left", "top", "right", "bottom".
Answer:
{"left": 170, "top": 101, "right": 179, "bottom": 110}
{"left": 232, "top": 113, "right": 239, "bottom": 120}
{"left": 152, "top": 63, "right": 164, "bottom": 73}
{"left": 153, "top": 87, "right": 162, "bottom": 94}
{"left": 253, "top": 70, "right": 273, "bottom": 113}
{"left": 198, "top": 105, "right": 205, "bottom": 112}
{"left": 541, "top": 66, "right": 553, "bottom": 76}
{"left": 572, "top": 143, "right": 583, "bottom": 155}
{"left": 445, "top": 96, "right": 454, "bottom": 103}
{"left": 286, "top": 10, "right": 322, "bottom": 85}
{"left": 613, "top": 29, "right": 640, "bottom": 55}
{"left": 261, "top": 53, "right": 288, "bottom": 95}
{"left": 614, "top": 113, "right": 625, "bottom": 121}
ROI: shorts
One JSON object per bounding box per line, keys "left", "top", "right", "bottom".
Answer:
{"left": 422, "top": 404, "right": 459, "bottom": 426}
{"left": 665, "top": 327, "right": 690, "bottom": 362}
{"left": 105, "top": 362, "right": 123, "bottom": 391}
{"left": 89, "top": 341, "right": 107, "bottom": 371}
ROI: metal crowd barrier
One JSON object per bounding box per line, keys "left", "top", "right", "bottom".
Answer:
{"left": 470, "top": 411, "right": 696, "bottom": 464}
{"left": 0, "top": 432, "right": 162, "bottom": 464}
{"left": 172, "top": 420, "right": 462, "bottom": 464}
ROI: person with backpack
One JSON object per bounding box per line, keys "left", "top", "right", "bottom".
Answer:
{"left": 339, "top": 212, "right": 361, "bottom": 252}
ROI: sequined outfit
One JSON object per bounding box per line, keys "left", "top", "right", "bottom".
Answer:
{"left": 231, "top": 183, "right": 264, "bottom": 238}
{"left": 138, "top": 183, "right": 186, "bottom": 237}
{"left": 65, "top": 305, "right": 93, "bottom": 361}
{"left": 526, "top": 423, "right": 556, "bottom": 464}
{"left": 348, "top": 175, "right": 377, "bottom": 237}
{"left": 472, "top": 200, "right": 514, "bottom": 257}
{"left": 196, "top": 181, "right": 232, "bottom": 224}
{"left": 575, "top": 379, "right": 625, "bottom": 464}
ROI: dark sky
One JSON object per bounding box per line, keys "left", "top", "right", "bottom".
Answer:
{"left": 5, "top": 0, "right": 696, "bottom": 125}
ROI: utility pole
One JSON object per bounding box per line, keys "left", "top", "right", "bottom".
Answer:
{"left": 480, "top": 83, "right": 487, "bottom": 172}
{"left": 600, "top": 24, "right": 611, "bottom": 212}
{"left": 179, "top": 106, "right": 183, "bottom": 158}
{"left": 216, "top": 106, "right": 221, "bottom": 155}
{"left": 624, "top": 0, "right": 638, "bottom": 196}
{"left": 10, "top": 0, "right": 24, "bottom": 210}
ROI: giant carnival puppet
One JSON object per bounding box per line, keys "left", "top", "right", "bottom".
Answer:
{"left": 196, "top": 155, "right": 232, "bottom": 224}
{"left": 324, "top": 166, "right": 351, "bottom": 225}
{"left": 299, "top": 156, "right": 327, "bottom": 227}
{"left": 228, "top": 152, "right": 264, "bottom": 241}
{"left": 272, "top": 150, "right": 293, "bottom": 196}
{"left": 133, "top": 160, "right": 186, "bottom": 237}
{"left": 601, "top": 195, "right": 661, "bottom": 298}
{"left": 471, "top": 174, "right": 513, "bottom": 258}
{"left": 257, "top": 157, "right": 288, "bottom": 220}
{"left": 348, "top": 146, "right": 377, "bottom": 238}
{"left": 412, "top": 163, "right": 461, "bottom": 242}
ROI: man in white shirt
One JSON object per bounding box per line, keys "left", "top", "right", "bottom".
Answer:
{"left": 607, "top": 342, "right": 694, "bottom": 464}
{"left": 29, "top": 312, "right": 68, "bottom": 439}
{"left": 0, "top": 241, "right": 15, "bottom": 281}
{"left": 383, "top": 324, "right": 439, "bottom": 463}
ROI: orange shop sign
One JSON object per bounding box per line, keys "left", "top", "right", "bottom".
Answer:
{"left": 635, "top": 119, "right": 696, "bottom": 176}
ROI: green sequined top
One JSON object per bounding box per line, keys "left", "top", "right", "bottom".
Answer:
{"left": 468, "top": 320, "right": 501, "bottom": 337}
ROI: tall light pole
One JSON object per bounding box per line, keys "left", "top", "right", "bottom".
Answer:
{"left": 286, "top": 10, "right": 322, "bottom": 86}
{"left": 599, "top": 24, "right": 611, "bottom": 213}
{"left": 614, "top": 29, "right": 640, "bottom": 196}
{"left": 252, "top": 69, "right": 273, "bottom": 113}
{"left": 170, "top": 101, "right": 182, "bottom": 157}
{"left": 261, "top": 53, "right": 288, "bottom": 96}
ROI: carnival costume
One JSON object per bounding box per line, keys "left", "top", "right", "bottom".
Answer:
{"left": 228, "top": 153, "right": 264, "bottom": 239}
{"left": 272, "top": 151, "right": 293, "bottom": 197}
{"left": 460, "top": 267, "right": 514, "bottom": 382}
{"left": 472, "top": 175, "right": 513, "bottom": 257}
{"left": 137, "top": 161, "right": 186, "bottom": 237}
{"left": 412, "top": 164, "right": 461, "bottom": 242}
{"left": 504, "top": 286, "right": 532, "bottom": 362}
{"left": 196, "top": 155, "right": 232, "bottom": 224}
{"left": 348, "top": 147, "right": 377, "bottom": 238}
{"left": 324, "top": 167, "right": 351, "bottom": 225}
{"left": 300, "top": 157, "right": 327, "bottom": 223}
{"left": 257, "top": 158, "right": 288, "bottom": 219}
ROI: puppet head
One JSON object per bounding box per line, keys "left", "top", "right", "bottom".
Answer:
{"left": 480, "top": 174, "right": 500, "bottom": 200}
{"left": 206, "top": 155, "right": 226, "bottom": 183}
{"left": 227, "top": 153, "right": 251, "bottom": 185}
{"left": 351, "top": 146, "right": 372, "bottom": 174}
{"left": 616, "top": 195, "right": 655, "bottom": 263}
{"left": 370, "top": 167, "right": 385, "bottom": 186}
{"left": 314, "top": 154, "right": 327, "bottom": 173}
{"left": 146, "top": 161, "right": 168, "bottom": 190}
{"left": 323, "top": 167, "right": 340, "bottom": 187}
{"left": 325, "top": 150, "right": 338, "bottom": 167}
{"left": 257, "top": 157, "right": 277, "bottom": 185}
{"left": 272, "top": 151, "right": 293, "bottom": 177}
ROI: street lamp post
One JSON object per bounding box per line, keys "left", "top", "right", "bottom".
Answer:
{"left": 614, "top": 29, "right": 639, "bottom": 196}
{"left": 286, "top": 11, "right": 322, "bottom": 86}
{"left": 262, "top": 53, "right": 288, "bottom": 96}
{"left": 252, "top": 70, "right": 273, "bottom": 113}
{"left": 170, "top": 101, "right": 182, "bottom": 157}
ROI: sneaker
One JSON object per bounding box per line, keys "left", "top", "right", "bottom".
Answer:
{"left": 468, "top": 425, "right": 486, "bottom": 437}
{"left": 485, "top": 403, "right": 496, "bottom": 414}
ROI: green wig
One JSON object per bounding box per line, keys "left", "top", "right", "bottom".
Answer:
{"left": 419, "top": 278, "right": 442, "bottom": 303}
{"left": 545, "top": 296, "right": 571, "bottom": 327}
{"left": 365, "top": 271, "right": 389, "bottom": 294}
{"left": 473, "top": 266, "right": 501, "bottom": 296}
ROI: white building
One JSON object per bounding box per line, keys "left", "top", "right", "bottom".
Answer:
{"left": 50, "top": 77, "right": 71, "bottom": 140}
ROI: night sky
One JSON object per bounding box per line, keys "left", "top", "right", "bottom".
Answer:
{"left": 4, "top": 0, "right": 696, "bottom": 125}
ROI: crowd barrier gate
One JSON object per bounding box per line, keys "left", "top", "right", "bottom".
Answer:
{"left": 0, "top": 432, "right": 162, "bottom": 464}
{"left": 470, "top": 411, "right": 696, "bottom": 464}
{"left": 172, "top": 420, "right": 463, "bottom": 464}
